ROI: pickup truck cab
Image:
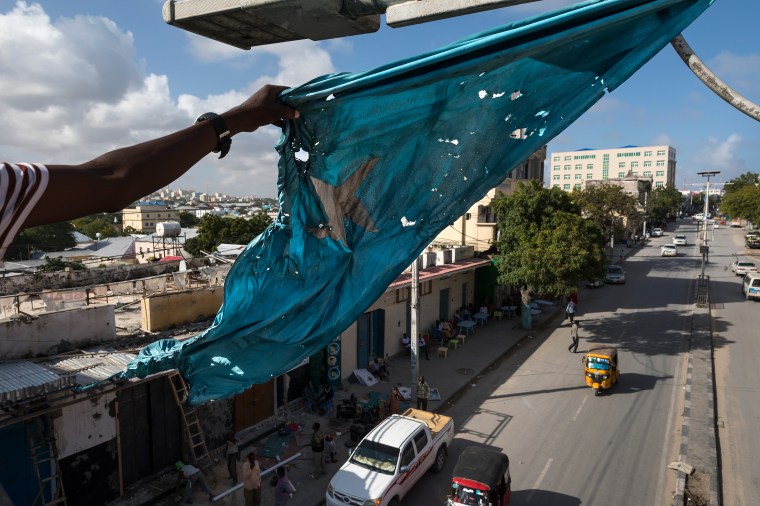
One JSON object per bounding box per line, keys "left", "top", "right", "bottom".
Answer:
{"left": 326, "top": 408, "right": 453, "bottom": 506}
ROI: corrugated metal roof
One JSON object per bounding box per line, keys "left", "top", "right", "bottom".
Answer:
{"left": 0, "top": 361, "right": 75, "bottom": 404}
{"left": 43, "top": 352, "right": 136, "bottom": 386}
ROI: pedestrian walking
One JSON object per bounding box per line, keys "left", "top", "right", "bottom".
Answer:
{"left": 416, "top": 376, "right": 430, "bottom": 411}
{"left": 274, "top": 467, "right": 296, "bottom": 506}
{"left": 325, "top": 432, "right": 338, "bottom": 463}
{"left": 309, "top": 422, "right": 325, "bottom": 478}
{"left": 242, "top": 452, "right": 261, "bottom": 506}
{"left": 226, "top": 433, "right": 240, "bottom": 484}
{"left": 568, "top": 321, "right": 579, "bottom": 353}
{"left": 566, "top": 300, "right": 577, "bottom": 323}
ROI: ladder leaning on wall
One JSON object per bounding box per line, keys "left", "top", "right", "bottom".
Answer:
{"left": 169, "top": 372, "right": 212, "bottom": 470}
{"left": 25, "top": 416, "right": 67, "bottom": 506}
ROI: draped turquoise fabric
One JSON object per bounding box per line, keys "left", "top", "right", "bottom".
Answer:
{"left": 118, "top": 0, "right": 713, "bottom": 404}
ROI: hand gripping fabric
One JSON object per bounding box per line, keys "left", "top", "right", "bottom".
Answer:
{"left": 114, "top": 0, "right": 713, "bottom": 404}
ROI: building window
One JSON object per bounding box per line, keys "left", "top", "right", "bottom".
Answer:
{"left": 655, "top": 181, "right": 664, "bottom": 188}
{"left": 656, "top": 170, "right": 665, "bottom": 177}
{"left": 631, "top": 172, "right": 638, "bottom": 176}
{"left": 631, "top": 161, "right": 639, "bottom": 168}
{"left": 563, "top": 184, "right": 571, "bottom": 190}
{"left": 553, "top": 174, "right": 560, "bottom": 180}
{"left": 420, "top": 281, "right": 433, "bottom": 296}
{"left": 575, "top": 164, "right": 582, "bottom": 171}
{"left": 564, "top": 156, "right": 572, "bottom": 161}
{"left": 644, "top": 150, "right": 652, "bottom": 156}
{"left": 618, "top": 162, "right": 626, "bottom": 168}
{"left": 644, "top": 161, "right": 652, "bottom": 167}
{"left": 575, "top": 174, "right": 582, "bottom": 180}
{"left": 618, "top": 172, "right": 625, "bottom": 178}
{"left": 553, "top": 165, "right": 560, "bottom": 171}
{"left": 553, "top": 184, "right": 560, "bottom": 188}
{"left": 553, "top": 156, "right": 560, "bottom": 161}
{"left": 587, "top": 173, "right": 593, "bottom": 179}
{"left": 657, "top": 149, "right": 666, "bottom": 156}
{"left": 656, "top": 160, "right": 665, "bottom": 167}
{"left": 564, "top": 165, "right": 571, "bottom": 171}
{"left": 396, "top": 287, "right": 410, "bottom": 303}
{"left": 587, "top": 164, "right": 594, "bottom": 170}
{"left": 643, "top": 171, "right": 652, "bottom": 177}
{"left": 564, "top": 174, "right": 571, "bottom": 180}
{"left": 574, "top": 183, "right": 582, "bottom": 190}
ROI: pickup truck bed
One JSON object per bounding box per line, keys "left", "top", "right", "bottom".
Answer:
{"left": 401, "top": 408, "right": 452, "bottom": 438}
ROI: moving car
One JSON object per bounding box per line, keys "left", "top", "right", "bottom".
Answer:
{"left": 583, "top": 346, "right": 620, "bottom": 396}
{"left": 604, "top": 265, "right": 626, "bottom": 284}
{"left": 660, "top": 244, "right": 677, "bottom": 257}
{"left": 672, "top": 234, "right": 687, "bottom": 246}
{"left": 651, "top": 228, "right": 663, "bottom": 237}
{"left": 742, "top": 272, "right": 760, "bottom": 301}
{"left": 731, "top": 260, "right": 757, "bottom": 276}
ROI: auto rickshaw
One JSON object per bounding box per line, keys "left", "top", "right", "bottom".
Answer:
{"left": 583, "top": 345, "right": 620, "bottom": 395}
{"left": 447, "top": 446, "right": 511, "bottom": 506}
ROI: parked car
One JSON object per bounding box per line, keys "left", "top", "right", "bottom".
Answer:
{"left": 731, "top": 260, "right": 757, "bottom": 276}
{"left": 604, "top": 265, "right": 626, "bottom": 284}
{"left": 660, "top": 244, "right": 677, "bottom": 257}
{"left": 672, "top": 234, "right": 687, "bottom": 246}
{"left": 651, "top": 228, "right": 663, "bottom": 237}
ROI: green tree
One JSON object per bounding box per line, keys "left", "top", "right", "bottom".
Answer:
{"left": 721, "top": 184, "right": 760, "bottom": 226}
{"left": 179, "top": 212, "right": 200, "bottom": 228}
{"left": 492, "top": 180, "right": 606, "bottom": 327}
{"left": 184, "top": 214, "right": 272, "bottom": 255}
{"left": 5, "top": 222, "right": 76, "bottom": 260}
{"left": 724, "top": 172, "right": 760, "bottom": 193}
{"left": 647, "top": 186, "right": 682, "bottom": 224}
{"left": 72, "top": 213, "right": 124, "bottom": 239}
{"left": 39, "top": 257, "right": 86, "bottom": 272}
{"left": 572, "top": 183, "right": 640, "bottom": 246}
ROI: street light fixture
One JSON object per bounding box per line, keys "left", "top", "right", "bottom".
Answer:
{"left": 696, "top": 171, "right": 720, "bottom": 279}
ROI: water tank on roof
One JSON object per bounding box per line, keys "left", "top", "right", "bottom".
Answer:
{"left": 156, "top": 222, "right": 181, "bottom": 237}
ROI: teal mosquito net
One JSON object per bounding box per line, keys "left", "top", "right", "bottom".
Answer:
{"left": 112, "top": 0, "right": 713, "bottom": 404}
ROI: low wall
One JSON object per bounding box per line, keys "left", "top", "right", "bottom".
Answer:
{"left": 141, "top": 287, "right": 223, "bottom": 332}
{"left": 0, "top": 305, "right": 116, "bottom": 359}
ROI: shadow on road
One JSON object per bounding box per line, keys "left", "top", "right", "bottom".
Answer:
{"left": 511, "top": 489, "right": 581, "bottom": 505}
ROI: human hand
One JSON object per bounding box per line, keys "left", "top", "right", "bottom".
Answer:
{"left": 225, "top": 84, "right": 300, "bottom": 133}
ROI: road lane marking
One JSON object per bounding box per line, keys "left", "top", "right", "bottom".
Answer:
{"left": 572, "top": 396, "right": 588, "bottom": 421}
{"left": 526, "top": 457, "right": 553, "bottom": 503}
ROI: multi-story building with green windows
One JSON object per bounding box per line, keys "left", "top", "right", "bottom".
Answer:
{"left": 549, "top": 144, "right": 676, "bottom": 191}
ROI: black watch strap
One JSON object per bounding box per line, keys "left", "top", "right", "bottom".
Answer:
{"left": 196, "top": 112, "right": 231, "bottom": 159}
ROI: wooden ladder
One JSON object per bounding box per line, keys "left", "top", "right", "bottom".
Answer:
{"left": 169, "top": 373, "right": 212, "bottom": 469}
{"left": 25, "top": 416, "right": 67, "bottom": 506}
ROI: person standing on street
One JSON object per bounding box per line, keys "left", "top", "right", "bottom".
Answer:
{"left": 274, "top": 466, "right": 296, "bottom": 506}
{"left": 416, "top": 376, "right": 430, "bottom": 411}
{"left": 309, "top": 422, "right": 325, "bottom": 479}
{"left": 568, "top": 321, "right": 580, "bottom": 353}
{"left": 566, "top": 300, "right": 577, "bottom": 323}
{"left": 225, "top": 433, "right": 240, "bottom": 484}
{"left": 242, "top": 452, "right": 261, "bottom": 506}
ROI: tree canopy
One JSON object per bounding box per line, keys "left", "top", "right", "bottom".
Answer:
{"left": 721, "top": 175, "right": 760, "bottom": 226}
{"left": 179, "top": 212, "right": 200, "bottom": 228}
{"left": 72, "top": 213, "right": 126, "bottom": 239}
{"left": 571, "top": 183, "right": 641, "bottom": 240}
{"left": 184, "top": 214, "right": 272, "bottom": 256}
{"left": 492, "top": 180, "right": 606, "bottom": 306}
{"left": 6, "top": 222, "right": 76, "bottom": 260}
{"left": 646, "top": 186, "right": 682, "bottom": 224}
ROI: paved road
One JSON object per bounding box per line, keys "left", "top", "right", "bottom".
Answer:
{"left": 404, "top": 222, "right": 696, "bottom": 505}
{"left": 709, "top": 225, "right": 760, "bottom": 506}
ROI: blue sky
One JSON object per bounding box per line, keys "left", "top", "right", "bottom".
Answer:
{"left": 1, "top": 0, "right": 757, "bottom": 198}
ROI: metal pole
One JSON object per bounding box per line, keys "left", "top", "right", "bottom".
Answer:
{"left": 211, "top": 451, "right": 303, "bottom": 502}
{"left": 697, "top": 171, "right": 720, "bottom": 279}
{"left": 410, "top": 258, "right": 420, "bottom": 389}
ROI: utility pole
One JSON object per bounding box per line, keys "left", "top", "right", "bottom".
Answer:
{"left": 697, "top": 171, "right": 720, "bottom": 279}
{"left": 410, "top": 257, "right": 420, "bottom": 389}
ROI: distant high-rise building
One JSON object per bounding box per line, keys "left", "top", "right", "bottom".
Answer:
{"left": 549, "top": 145, "right": 676, "bottom": 191}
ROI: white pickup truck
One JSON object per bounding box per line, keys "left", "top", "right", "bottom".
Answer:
{"left": 326, "top": 408, "right": 454, "bottom": 506}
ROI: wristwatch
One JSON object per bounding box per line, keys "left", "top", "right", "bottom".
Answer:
{"left": 196, "top": 112, "right": 231, "bottom": 159}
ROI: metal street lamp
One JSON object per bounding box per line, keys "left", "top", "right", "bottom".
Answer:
{"left": 696, "top": 171, "right": 720, "bottom": 279}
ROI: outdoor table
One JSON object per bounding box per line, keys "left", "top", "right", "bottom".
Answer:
{"left": 500, "top": 305, "right": 517, "bottom": 319}
{"left": 458, "top": 320, "right": 476, "bottom": 335}
{"left": 473, "top": 312, "right": 488, "bottom": 326}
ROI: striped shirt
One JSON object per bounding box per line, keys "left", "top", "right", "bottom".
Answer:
{"left": 0, "top": 163, "right": 49, "bottom": 262}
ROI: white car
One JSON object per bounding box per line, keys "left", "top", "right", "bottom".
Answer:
{"left": 672, "top": 234, "right": 687, "bottom": 246}
{"left": 651, "top": 228, "right": 663, "bottom": 237}
{"left": 731, "top": 261, "right": 757, "bottom": 276}
{"left": 605, "top": 265, "right": 626, "bottom": 284}
{"left": 660, "top": 244, "right": 677, "bottom": 257}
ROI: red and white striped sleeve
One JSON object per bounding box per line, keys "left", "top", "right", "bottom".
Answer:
{"left": 0, "top": 162, "right": 49, "bottom": 261}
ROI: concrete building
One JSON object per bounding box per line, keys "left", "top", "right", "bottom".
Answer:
{"left": 549, "top": 144, "right": 676, "bottom": 191}
{"left": 432, "top": 146, "right": 546, "bottom": 252}
{"left": 121, "top": 201, "right": 180, "bottom": 234}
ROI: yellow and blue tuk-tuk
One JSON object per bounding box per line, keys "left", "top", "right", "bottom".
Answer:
{"left": 583, "top": 345, "right": 620, "bottom": 396}
{"left": 447, "top": 446, "right": 510, "bottom": 506}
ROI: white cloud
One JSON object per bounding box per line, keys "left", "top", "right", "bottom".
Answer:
{"left": 696, "top": 133, "right": 745, "bottom": 170}
{"left": 0, "top": 2, "right": 337, "bottom": 197}
{"left": 708, "top": 51, "right": 760, "bottom": 95}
